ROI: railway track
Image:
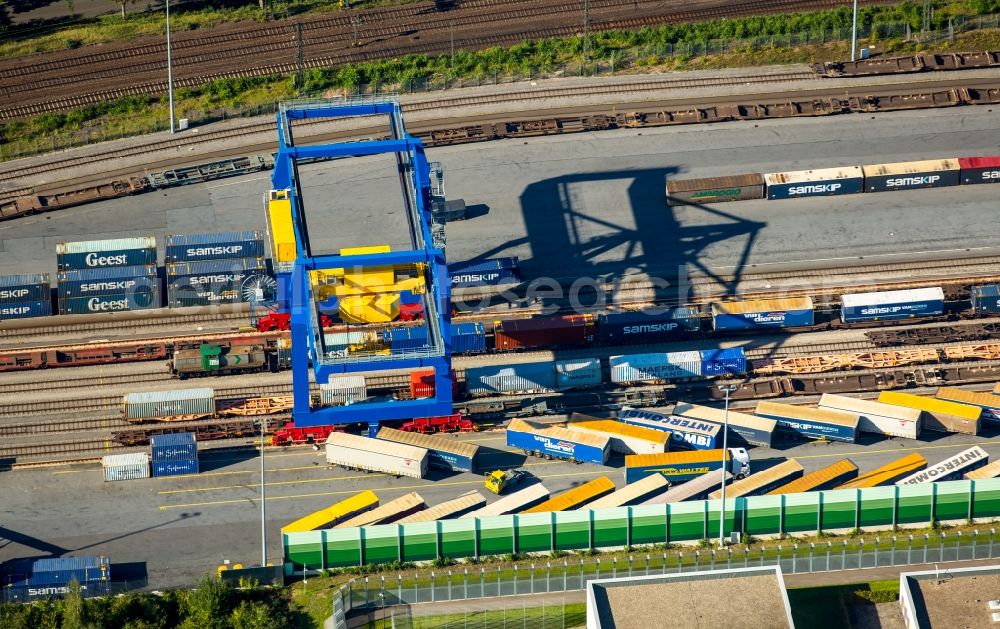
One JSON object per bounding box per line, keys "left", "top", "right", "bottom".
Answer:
{"left": 0, "top": 310, "right": 250, "bottom": 342}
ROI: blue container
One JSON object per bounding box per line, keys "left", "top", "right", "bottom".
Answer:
{"left": 450, "top": 322, "right": 486, "bottom": 354}
{"left": 971, "top": 285, "right": 1000, "bottom": 315}
{"left": 698, "top": 348, "right": 746, "bottom": 376}
{"left": 384, "top": 326, "right": 429, "bottom": 353}
{"left": 57, "top": 265, "right": 158, "bottom": 298}
{"left": 3, "top": 556, "right": 110, "bottom": 588}
{"left": 618, "top": 408, "right": 721, "bottom": 450}
{"left": 166, "top": 257, "right": 267, "bottom": 278}
{"left": 505, "top": 425, "right": 608, "bottom": 464}
{"left": 710, "top": 298, "right": 815, "bottom": 331}
{"left": 0, "top": 274, "right": 50, "bottom": 303}
{"left": 151, "top": 432, "right": 197, "bottom": 461}
{"left": 165, "top": 230, "right": 266, "bottom": 263}
{"left": 0, "top": 300, "right": 52, "bottom": 320}
{"left": 166, "top": 259, "right": 269, "bottom": 307}
{"left": 840, "top": 288, "right": 944, "bottom": 323}
{"left": 598, "top": 308, "right": 700, "bottom": 344}
{"left": 765, "top": 168, "right": 865, "bottom": 200}
{"left": 3, "top": 581, "right": 110, "bottom": 602}
{"left": 450, "top": 257, "right": 521, "bottom": 288}
{"left": 58, "top": 289, "right": 160, "bottom": 315}
{"left": 152, "top": 458, "right": 199, "bottom": 477}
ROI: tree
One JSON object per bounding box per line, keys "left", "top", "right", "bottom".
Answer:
{"left": 179, "top": 576, "right": 234, "bottom": 629}
{"left": 229, "top": 601, "right": 283, "bottom": 629}
{"left": 61, "top": 580, "right": 85, "bottom": 629}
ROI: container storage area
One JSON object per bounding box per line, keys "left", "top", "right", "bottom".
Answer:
{"left": 450, "top": 321, "right": 487, "bottom": 354}
{"left": 320, "top": 375, "right": 367, "bottom": 405}
{"left": 0, "top": 273, "right": 50, "bottom": 303}
{"left": 449, "top": 257, "right": 521, "bottom": 288}
{"left": 597, "top": 308, "right": 700, "bottom": 345}
{"left": 958, "top": 155, "right": 1000, "bottom": 184}
{"left": 57, "top": 265, "right": 158, "bottom": 299}
{"left": 56, "top": 237, "right": 157, "bottom": 271}
{"left": 123, "top": 388, "right": 215, "bottom": 421}
{"left": 840, "top": 287, "right": 945, "bottom": 323}
{"left": 493, "top": 314, "right": 594, "bottom": 350}
{"left": 665, "top": 173, "right": 764, "bottom": 205}
{"left": 102, "top": 452, "right": 150, "bottom": 481}
{"left": 711, "top": 297, "right": 815, "bottom": 331}
{"left": 971, "top": 284, "right": 1000, "bottom": 315}
{"left": 466, "top": 361, "right": 557, "bottom": 396}
{"left": 165, "top": 230, "right": 266, "bottom": 263}
{"left": 862, "top": 158, "right": 960, "bottom": 192}
{"left": 764, "top": 166, "right": 864, "bottom": 199}
{"left": 554, "top": 358, "right": 602, "bottom": 390}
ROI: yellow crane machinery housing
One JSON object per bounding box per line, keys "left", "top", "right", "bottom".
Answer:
{"left": 311, "top": 245, "right": 426, "bottom": 324}
{"left": 267, "top": 189, "right": 298, "bottom": 265}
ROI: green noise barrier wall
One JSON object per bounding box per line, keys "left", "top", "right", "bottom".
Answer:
{"left": 283, "top": 478, "right": 1000, "bottom": 569}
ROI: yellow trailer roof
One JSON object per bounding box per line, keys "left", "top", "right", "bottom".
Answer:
{"left": 836, "top": 454, "right": 927, "bottom": 489}
{"left": 377, "top": 426, "right": 480, "bottom": 459}
{"left": 709, "top": 459, "right": 803, "bottom": 499}
{"left": 935, "top": 387, "right": 1000, "bottom": 409}
{"left": 711, "top": 297, "right": 813, "bottom": 315}
{"left": 335, "top": 492, "right": 425, "bottom": 528}
{"left": 588, "top": 474, "right": 669, "bottom": 509}
{"left": 281, "top": 490, "right": 378, "bottom": 533}
{"left": 625, "top": 449, "right": 731, "bottom": 469}
{"left": 522, "top": 477, "right": 615, "bottom": 513}
{"left": 878, "top": 391, "right": 982, "bottom": 420}
{"left": 965, "top": 459, "right": 1000, "bottom": 480}
{"left": 756, "top": 401, "right": 860, "bottom": 428}
{"left": 566, "top": 419, "right": 670, "bottom": 445}
{"left": 767, "top": 459, "right": 858, "bottom": 495}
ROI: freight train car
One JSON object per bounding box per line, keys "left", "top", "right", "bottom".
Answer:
{"left": 169, "top": 343, "right": 274, "bottom": 378}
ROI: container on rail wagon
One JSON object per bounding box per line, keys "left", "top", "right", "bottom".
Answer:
{"left": 397, "top": 491, "right": 487, "bottom": 523}
{"left": 449, "top": 257, "right": 521, "bottom": 288}
{"left": 644, "top": 469, "right": 732, "bottom": 504}
{"left": 934, "top": 387, "right": 1000, "bottom": 426}
{"left": 335, "top": 492, "right": 427, "bottom": 527}
{"left": 0, "top": 273, "right": 50, "bottom": 303}
{"left": 862, "top": 158, "right": 960, "bottom": 192}
{"left": 610, "top": 351, "right": 702, "bottom": 383}
{"left": 462, "top": 484, "right": 550, "bottom": 518}
{"left": 101, "top": 452, "right": 150, "bottom": 482}
{"left": 56, "top": 237, "right": 157, "bottom": 271}
{"left": 466, "top": 361, "right": 557, "bottom": 396}
{"left": 896, "top": 446, "right": 989, "bottom": 486}
{"left": 618, "top": 407, "right": 721, "bottom": 450}
{"left": 711, "top": 297, "right": 815, "bottom": 331}
{"left": 564, "top": 415, "right": 671, "bottom": 455}
{"left": 506, "top": 418, "right": 611, "bottom": 465}
{"left": 597, "top": 308, "right": 701, "bottom": 345}
{"left": 152, "top": 458, "right": 200, "bottom": 477}
{"left": 970, "top": 284, "right": 1000, "bottom": 315}
{"left": 281, "top": 490, "right": 380, "bottom": 533}
{"left": 877, "top": 391, "right": 981, "bottom": 435}
{"left": 964, "top": 459, "right": 1000, "bottom": 480}
{"left": 840, "top": 287, "right": 945, "bottom": 323}
{"left": 835, "top": 453, "right": 928, "bottom": 489}
{"left": 665, "top": 173, "right": 765, "bottom": 205}
{"left": 164, "top": 230, "right": 266, "bottom": 263}
{"left": 150, "top": 432, "right": 198, "bottom": 462}
{"left": 624, "top": 448, "right": 750, "bottom": 484}
{"left": 123, "top": 387, "right": 215, "bottom": 421}
{"left": 59, "top": 289, "right": 161, "bottom": 315}
{"left": 377, "top": 426, "right": 480, "bottom": 473}
{"left": 555, "top": 358, "right": 602, "bottom": 390}
{"left": 958, "top": 156, "right": 1000, "bottom": 184}
{"left": 708, "top": 459, "right": 804, "bottom": 499}
{"left": 57, "top": 265, "right": 158, "bottom": 299}
{"left": 699, "top": 347, "right": 747, "bottom": 376}
{"left": 817, "top": 393, "right": 922, "bottom": 439}
{"left": 0, "top": 300, "right": 52, "bottom": 320}
{"left": 451, "top": 322, "right": 487, "bottom": 354}
{"left": 766, "top": 459, "right": 859, "bottom": 495}
{"left": 671, "top": 401, "right": 777, "bottom": 448}
{"left": 384, "top": 326, "right": 429, "bottom": 353}
{"left": 522, "top": 476, "right": 616, "bottom": 513}
{"left": 320, "top": 375, "right": 367, "bottom": 405}
{"left": 588, "top": 474, "right": 670, "bottom": 508}
{"left": 764, "top": 166, "right": 864, "bottom": 199}
{"left": 324, "top": 432, "right": 428, "bottom": 479}
{"left": 754, "top": 401, "right": 860, "bottom": 443}
{"left": 493, "top": 314, "right": 594, "bottom": 350}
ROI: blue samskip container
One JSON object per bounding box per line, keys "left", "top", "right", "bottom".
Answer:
{"left": 2, "top": 556, "right": 110, "bottom": 588}
{"left": 57, "top": 265, "right": 158, "bottom": 299}
{"left": 58, "top": 289, "right": 160, "bottom": 315}
{"left": 699, "top": 348, "right": 746, "bottom": 376}
{"left": 152, "top": 458, "right": 199, "bottom": 477}
{"left": 450, "top": 257, "right": 521, "bottom": 288}
{"left": 598, "top": 309, "right": 700, "bottom": 344}
{"left": 840, "top": 288, "right": 944, "bottom": 323}
{"left": 165, "top": 230, "right": 266, "bottom": 263}
{"left": 0, "top": 300, "right": 52, "bottom": 320}
{"left": 166, "top": 257, "right": 267, "bottom": 278}
{"left": 450, "top": 322, "right": 486, "bottom": 354}
{"left": 384, "top": 326, "right": 429, "bottom": 353}
{"left": 151, "top": 432, "right": 197, "bottom": 461}
{"left": 0, "top": 274, "right": 50, "bottom": 303}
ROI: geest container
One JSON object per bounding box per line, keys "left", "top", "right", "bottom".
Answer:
{"left": 958, "top": 156, "right": 1000, "bottom": 184}
{"left": 450, "top": 257, "right": 521, "bottom": 288}
{"left": 57, "top": 265, "right": 158, "bottom": 299}
{"left": 610, "top": 351, "right": 702, "bottom": 383}
{"left": 896, "top": 446, "right": 989, "bottom": 485}
{"left": 123, "top": 387, "right": 215, "bottom": 421}
{"left": 672, "top": 401, "right": 777, "bottom": 448}
{"left": 101, "top": 452, "right": 150, "bottom": 481}
{"left": 450, "top": 321, "right": 487, "bottom": 354}
{"left": 151, "top": 432, "right": 197, "bottom": 462}
{"left": 493, "top": 314, "right": 594, "bottom": 350}
{"left": 971, "top": 284, "right": 1000, "bottom": 315}
{"left": 152, "top": 458, "right": 199, "bottom": 477}
{"left": 862, "top": 158, "right": 960, "bottom": 192}
{"left": 597, "top": 308, "right": 700, "bottom": 345}
{"left": 764, "top": 166, "right": 864, "bottom": 199}
{"left": 555, "top": 358, "right": 602, "bottom": 390}
{"left": 564, "top": 415, "right": 670, "bottom": 455}
{"left": 699, "top": 347, "right": 747, "bottom": 376}
{"left": 617, "top": 407, "right": 721, "bottom": 450}
{"left": 840, "top": 287, "right": 944, "bottom": 323}
{"left": 59, "top": 289, "right": 161, "bottom": 315}
{"left": 665, "top": 173, "right": 765, "bottom": 205}
{"left": 164, "top": 230, "right": 266, "bottom": 263}
{"left": 754, "top": 401, "right": 859, "bottom": 442}
{"left": 935, "top": 387, "right": 1000, "bottom": 426}
{"left": 0, "top": 273, "right": 50, "bottom": 303}
{"left": 817, "top": 393, "right": 921, "bottom": 439}
{"left": 56, "top": 237, "right": 157, "bottom": 271}
{"left": 0, "top": 300, "right": 52, "bottom": 320}
{"left": 506, "top": 418, "right": 610, "bottom": 464}
{"left": 377, "top": 426, "right": 479, "bottom": 473}
{"left": 711, "top": 297, "right": 815, "bottom": 331}
{"left": 325, "top": 432, "right": 428, "bottom": 478}
{"left": 466, "top": 361, "right": 556, "bottom": 396}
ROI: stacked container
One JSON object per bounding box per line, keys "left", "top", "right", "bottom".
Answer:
{"left": 1, "top": 556, "right": 110, "bottom": 602}
{"left": 102, "top": 452, "right": 150, "bottom": 481}
{"left": 0, "top": 273, "right": 51, "bottom": 320}
{"left": 449, "top": 257, "right": 520, "bottom": 288}
{"left": 150, "top": 432, "right": 199, "bottom": 477}
{"left": 55, "top": 238, "right": 158, "bottom": 314}
{"left": 56, "top": 237, "right": 157, "bottom": 272}
{"left": 164, "top": 230, "right": 268, "bottom": 307}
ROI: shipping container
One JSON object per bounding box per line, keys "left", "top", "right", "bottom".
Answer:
{"left": 522, "top": 477, "right": 616, "bottom": 513}
{"left": 564, "top": 415, "right": 670, "bottom": 455}
{"left": 320, "top": 375, "right": 367, "bottom": 405}
{"left": 555, "top": 358, "right": 602, "bottom": 390}
{"left": 935, "top": 387, "right": 1000, "bottom": 426}
{"left": 166, "top": 259, "right": 269, "bottom": 306}
{"left": 862, "top": 158, "right": 960, "bottom": 192}
{"left": 958, "top": 156, "right": 1000, "bottom": 184}
{"left": 699, "top": 348, "right": 747, "bottom": 376}
{"left": 450, "top": 257, "right": 521, "bottom": 288}
{"left": 671, "top": 402, "right": 777, "bottom": 448}
{"left": 766, "top": 459, "right": 859, "bottom": 495}
{"left": 624, "top": 448, "right": 750, "bottom": 484}
{"left": 708, "top": 459, "right": 804, "bottom": 499}
{"left": 587, "top": 474, "right": 670, "bottom": 508}
{"left": 836, "top": 453, "right": 928, "bottom": 489}
{"left": 817, "top": 393, "right": 922, "bottom": 439}
{"left": 152, "top": 458, "right": 199, "bottom": 477}
{"left": 166, "top": 257, "right": 268, "bottom": 278}
{"left": 150, "top": 432, "right": 197, "bottom": 462}
{"left": 466, "top": 361, "right": 556, "bottom": 396}
{"left": 764, "top": 166, "right": 864, "bottom": 199}
{"left": 59, "top": 288, "right": 161, "bottom": 314}
{"left": 56, "top": 237, "right": 157, "bottom": 271}
{"left": 964, "top": 459, "right": 1000, "bottom": 480}
{"left": 324, "top": 331, "right": 380, "bottom": 356}
{"left": 840, "top": 287, "right": 944, "bottom": 323}
{"left": 325, "top": 432, "right": 428, "bottom": 478}
{"left": 506, "top": 418, "right": 610, "bottom": 464}
{"left": 384, "top": 326, "right": 429, "bottom": 353}
{"left": 451, "top": 321, "right": 487, "bottom": 354}
{"left": 617, "top": 407, "right": 721, "bottom": 450}
{"left": 610, "top": 351, "right": 702, "bottom": 383}
{"left": 3, "top": 556, "right": 110, "bottom": 601}
{"left": 0, "top": 300, "right": 53, "bottom": 320}
{"left": 101, "top": 452, "right": 150, "bottom": 482}
{"left": 3, "top": 581, "right": 110, "bottom": 603}
{"left": 122, "top": 387, "right": 215, "bottom": 421}
{"left": 896, "top": 447, "right": 989, "bottom": 485}
{"left": 462, "top": 484, "right": 551, "bottom": 518}
{"left": 665, "top": 173, "right": 765, "bottom": 205}
{"left": 164, "top": 230, "right": 266, "bottom": 263}
{"left": 57, "top": 265, "right": 158, "bottom": 299}
{"left": 377, "top": 426, "right": 479, "bottom": 472}
{"left": 410, "top": 369, "right": 435, "bottom": 399}
{"left": 493, "top": 314, "right": 594, "bottom": 350}
{"left": 877, "top": 391, "right": 981, "bottom": 435}
{"left": 643, "top": 469, "right": 731, "bottom": 504}
{"left": 597, "top": 308, "right": 700, "bottom": 345}
{"left": 970, "top": 284, "right": 1000, "bottom": 315}
{"left": 397, "top": 491, "right": 487, "bottom": 523}
{"left": 335, "top": 492, "right": 426, "bottom": 527}
{"left": 754, "top": 401, "right": 859, "bottom": 443}
{"left": 711, "top": 297, "right": 815, "bottom": 331}
{"left": 281, "top": 490, "right": 379, "bottom": 533}
{"left": 0, "top": 273, "right": 50, "bottom": 303}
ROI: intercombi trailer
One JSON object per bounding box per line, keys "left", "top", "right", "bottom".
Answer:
{"left": 624, "top": 448, "right": 751, "bottom": 484}
{"left": 671, "top": 401, "right": 777, "bottom": 448}
{"left": 895, "top": 447, "right": 989, "bottom": 485}
{"left": 617, "top": 407, "right": 721, "bottom": 450}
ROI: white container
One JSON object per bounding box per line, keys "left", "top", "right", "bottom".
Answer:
{"left": 818, "top": 393, "right": 921, "bottom": 439}
{"left": 325, "top": 432, "right": 428, "bottom": 479}
{"left": 320, "top": 375, "right": 367, "bottom": 405}
{"left": 102, "top": 452, "right": 150, "bottom": 482}
{"left": 555, "top": 358, "right": 602, "bottom": 390}
{"left": 122, "top": 388, "right": 215, "bottom": 420}
{"left": 56, "top": 237, "right": 157, "bottom": 255}
{"left": 610, "top": 351, "right": 701, "bottom": 383}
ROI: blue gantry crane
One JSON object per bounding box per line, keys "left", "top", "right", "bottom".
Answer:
{"left": 266, "top": 98, "right": 453, "bottom": 436}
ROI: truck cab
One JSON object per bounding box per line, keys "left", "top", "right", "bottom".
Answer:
{"left": 729, "top": 448, "right": 751, "bottom": 479}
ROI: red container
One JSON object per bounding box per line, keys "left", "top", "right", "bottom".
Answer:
{"left": 959, "top": 156, "right": 1000, "bottom": 184}
{"left": 493, "top": 314, "right": 594, "bottom": 350}
{"left": 410, "top": 369, "right": 435, "bottom": 398}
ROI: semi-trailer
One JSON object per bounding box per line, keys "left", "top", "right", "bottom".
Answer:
{"left": 643, "top": 468, "right": 732, "bottom": 504}
{"left": 522, "top": 477, "right": 616, "bottom": 513}
{"left": 397, "top": 491, "right": 487, "bottom": 523}
{"left": 335, "top": 492, "right": 426, "bottom": 527}
{"left": 754, "top": 401, "right": 860, "bottom": 443}
{"left": 836, "top": 453, "right": 928, "bottom": 489}
{"left": 708, "top": 459, "right": 804, "bottom": 499}
{"left": 462, "top": 484, "right": 551, "bottom": 518}
{"left": 376, "top": 426, "right": 479, "bottom": 472}
{"left": 587, "top": 474, "right": 670, "bottom": 508}
{"left": 817, "top": 394, "right": 921, "bottom": 439}
{"left": 965, "top": 459, "right": 1000, "bottom": 480}
{"left": 877, "top": 391, "right": 981, "bottom": 435}
{"left": 564, "top": 415, "right": 670, "bottom": 455}
{"left": 505, "top": 418, "right": 610, "bottom": 464}
{"left": 896, "top": 447, "right": 989, "bottom": 485}
{"left": 934, "top": 387, "right": 1000, "bottom": 426}
{"left": 766, "top": 459, "right": 859, "bottom": 495}
{"left": 624, "top": 448, "right": 750, "bottom": 484}
{"left": 617, "top": 407, "right": 721, "bottom": 450}
{"left": 281, "top": 490, "right": 379, "bottom": 534}
{"left": 324, "top": 432, "right": 428, "bottom": 479}
{"left": 671, "top": 401, "right": 777, "bottom": 448}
